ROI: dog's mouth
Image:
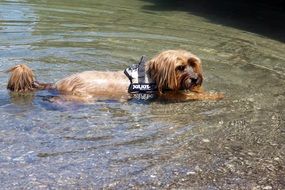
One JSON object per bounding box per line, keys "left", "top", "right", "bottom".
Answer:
{"left": 180, "top": 73, "right": 202, "bottom": 91}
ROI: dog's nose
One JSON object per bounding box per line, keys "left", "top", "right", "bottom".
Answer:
{"left": 188, "top": 70, "right": 198, "bottom": 80}
{"left": 189, "top": 71, "right": 203, "bottom": 86}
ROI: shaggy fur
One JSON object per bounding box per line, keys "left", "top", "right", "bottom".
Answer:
{"left": 147, "top": 50, "right": 203, "bottom": 93}
{"left": 7, "top": 64, "right": 36, "bottom": 92}
{"left": 7, "top": 50, "right": 223, "bottom": 101}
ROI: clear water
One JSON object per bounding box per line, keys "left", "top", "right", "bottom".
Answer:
{"left": 0, "top": 0, "right": 284, "bottom": 189}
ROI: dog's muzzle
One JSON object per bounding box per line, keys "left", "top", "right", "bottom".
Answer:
{"left": 181, "top": 72, "right": 202, "bottom": 90}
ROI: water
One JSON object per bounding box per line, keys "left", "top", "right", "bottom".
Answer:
{"left": 0, "top": 0, "right": 284, "bottom": 189}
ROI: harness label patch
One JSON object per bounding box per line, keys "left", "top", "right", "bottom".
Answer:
{"left": 133, "top": 84, "right": 151, "bottom": 90}
{"left": 129, "top": 83, "right": 157, "bottom": 93}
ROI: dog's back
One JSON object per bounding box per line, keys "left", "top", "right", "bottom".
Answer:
{"left": 54, "top": 71, "right": 130, "bottom": 96}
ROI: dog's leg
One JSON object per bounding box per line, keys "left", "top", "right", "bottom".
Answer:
{"left": 183, "top": 91, "right": 224, "bottom": 101}
{"left": 160, "top": 91, "right": 224, "bottom": 101}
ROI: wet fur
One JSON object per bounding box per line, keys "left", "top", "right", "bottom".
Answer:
{"left": 147, "top": 50, "right": 204, "bottom": 93}
{"left": 6, "top": 50, "right": 223, "bottom": 101}
{"left": 6, "top": 64, "right": 36, "bottom": 92}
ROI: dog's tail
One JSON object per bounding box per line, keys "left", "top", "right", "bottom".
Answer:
{"left": 6, "top": 64, "right": 52, "bottom": 92}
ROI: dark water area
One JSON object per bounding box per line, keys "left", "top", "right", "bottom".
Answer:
{"left": 0, "top": 0, "right": 284, "bottom": 189}
{"left": 142, "top": 0, "right": 285, "bottom": 42}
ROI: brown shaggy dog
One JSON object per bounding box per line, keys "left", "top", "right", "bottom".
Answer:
{"left": 7, "top": 50, "right": 223, "bottom": 102}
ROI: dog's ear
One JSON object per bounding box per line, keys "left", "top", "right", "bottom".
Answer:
{"left": 147, "top": 54, "right": 179, "bottom": 93}
{"left": 188, "top": 57, "right": 203, "bottom": 85}
{"left": 188, "top": 57, "right": 202, "bottom": 74}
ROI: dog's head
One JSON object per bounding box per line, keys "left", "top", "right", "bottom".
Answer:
{"left": 146, "top": 50, "right": 203, "bottom": 93}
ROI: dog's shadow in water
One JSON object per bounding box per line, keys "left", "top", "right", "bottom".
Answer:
{"left": 9, "top": 90, "right": 222, "bottom": 111}
{"left": 9, "top": 90, "right": 155, "bottom": 112}
{"left": 9, "top": 90, "right": 87, "bottom": 112}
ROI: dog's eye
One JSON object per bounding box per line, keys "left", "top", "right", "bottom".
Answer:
{"left": 177, "top": 65, "right": 185, "bottom": 71}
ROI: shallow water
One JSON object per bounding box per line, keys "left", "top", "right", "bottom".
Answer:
{"left": 0, "top": 0, "right": 284, "bottom": 189}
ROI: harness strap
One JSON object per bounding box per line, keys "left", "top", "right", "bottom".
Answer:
{"left": 138, "top": 55, "right": 146, "bottom": 84}
{"left": 124, "top": 56, "right": 157, "bottom": 94}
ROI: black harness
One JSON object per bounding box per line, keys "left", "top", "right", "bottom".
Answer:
{"left": 124, "top": 56, "right": 158, "bottom": 100}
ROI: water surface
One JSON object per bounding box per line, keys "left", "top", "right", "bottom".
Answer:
{"left": 0, "top": 0, "right": 284, "bottom": 189}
